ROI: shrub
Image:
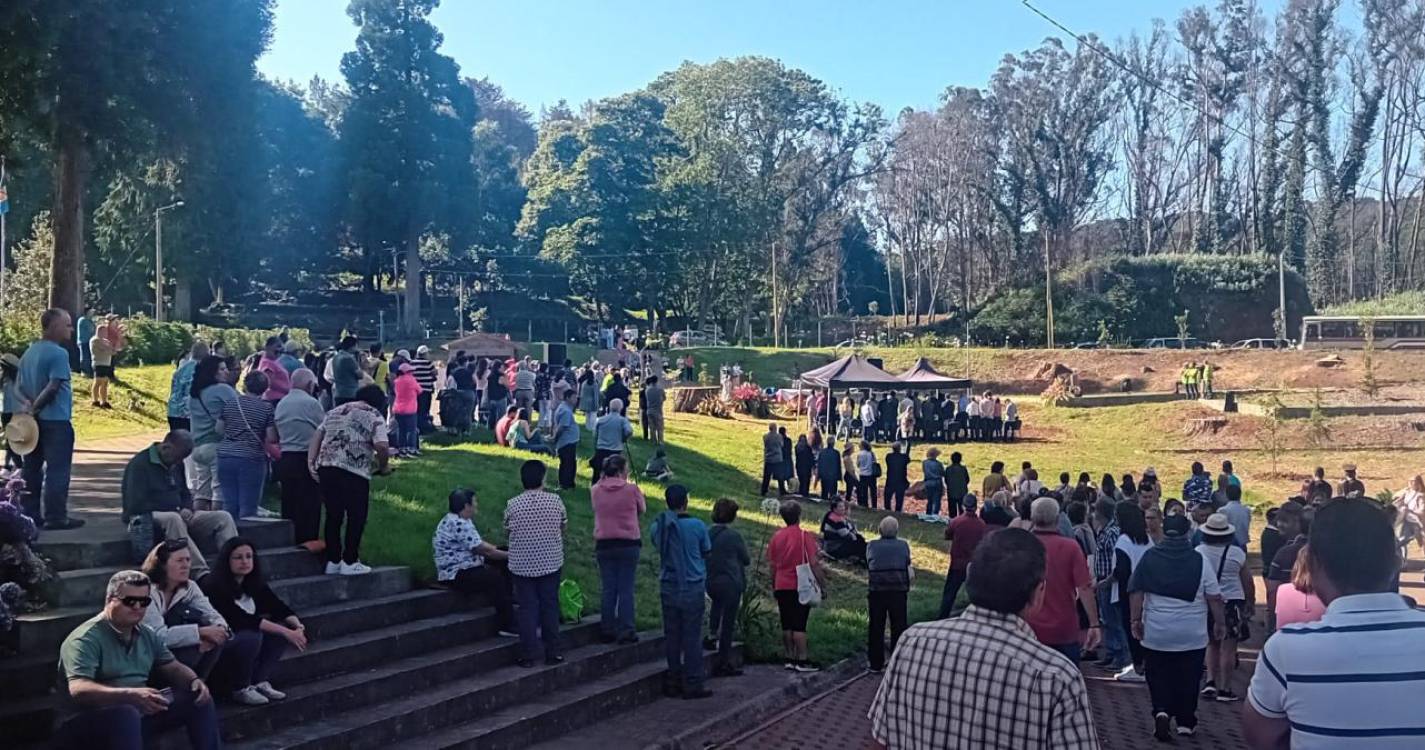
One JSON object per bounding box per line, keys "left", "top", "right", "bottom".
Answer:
{"left": 120, "top": 317, "right": 314, "bottom": 365}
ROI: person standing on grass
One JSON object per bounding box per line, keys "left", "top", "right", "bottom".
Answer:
{"left": 816, "top": 437, "right": 841, "bottom": 500}
{"left": 330, "top": 336, "right": 361, "bottom": 407}
{"left": 590, "top": 398, "right": 632, "bottom": 483}
{"left": 1129, "top": 514, "right": 1224, "bottom": 741}
{"left": 592, "top": 454, "right": 645, "bottom": 645}
{"left": 939, "top": 493, "right": 986, "bottom": 618}
{"left": 88, "top": 318, "right": 118, "bottom": 409}
{"left": 433, "top": 488, "right": 515, "bottom": 637}
{"left": 1338, "top": 463, "right": 1366, "bottom": 498}
{"left": 217, "top": 371, "right": 277, "bottom": 521}
{"left": 855, "top": 441, "right": 876, "bottom": 508}
{"left": 860, "top": 395, "right": 877, "bottom": 443}
{"left": 409, "top": 345, "right": 437, "bottom": 432}
{"left": 1196, "top": 513, "right": 1254, "bottom": 703}
{"left": 552, "top": 389, "right": 580, "bottom": 490}
{"left": 16, "top": 309, "right": 85, "bottom": 530}
{"left": 869, "top": 529, "right": 1100, "bottom": 750}
{"left": 309, "top": 384, "right": 389, "bottom": 577}
{"left": 882, "top": 442, "right": 909, "bottom": 513}
{"left": 867, "top": 516, "right": 912, "bottom": 673}
{"left": 794, "top": 435, "right": 815, "bottom": 498}
{"left": 920, "top": 448, "right": 945, "bottom": 520}
{"left": 706, "top": 498, "right": 749, "bottom": 678}
{"left": 1024, "top": 497, "right": 1101, "bottom": 663}
{"left": 505, "top": 459, "right": 567, "bottom": 668}
{"left": 767, "top": 500, "right": 826, "bottom": 672}
{"left": 760, "top": 422, "right": 787, "bottom": 497}
{"left": 650, "top": 484, "right": 713, "bottom": 699}
{"left": 75, "top": 310, "right": 96, "bottom": 377}
{"left": 274, "top": 369, "right": 325, "bottom": 544}
{"left": 1245, "top": 498, "right": 1425, "bottom": 749}
{"left": 390, "top": 363, "right": 421, "bottom": 458}
{"left": 643, "top": 375, "right": 666, "bottom": 444}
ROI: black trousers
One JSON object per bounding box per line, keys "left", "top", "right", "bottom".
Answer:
{"left": 590, "top": 448, "right": 617, "bottom": 483}
{"left": 276, "top": 451, "right": 322, "bottom": 544}
{"left": 1144, "top": 647, "right": 1205, "bottom": 729}
{"left": 450, "top": 562, "right": 515, "bottom": 631}
{"left": 417, "top": 391, "right": 434, "bottom": 430}
{"left": 318, "top": 466, "right": 369, "bottom": 565}
{"left": 818, "top": 474, "right": 838, "bottom": 500}
{"left": 868, "top": 590, "right": 908, "bottom": 670}
{"left": 939, "top": 568, "right": 968, "bottom": 619}
{"left": 557, "top": 443, "right": 577, "bottom": 489}
{"left": 761, "top": 462, "right": 786, "bottom": 495}
{"left": 707, "top": 581, "right": 743, "bottom": 670}
{"left": 796, "top": 466, "right": 812, "bottom": 497}
{"left": 883, "top": 484, "right": 905, "bottom": 513}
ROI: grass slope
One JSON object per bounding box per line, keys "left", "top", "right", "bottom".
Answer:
{"left": 73, "top": 365, "right": 175, "bottom": 441}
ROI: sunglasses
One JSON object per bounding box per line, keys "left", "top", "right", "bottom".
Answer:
{"left": 116, "top": 595, "right": 153, "bottom": 608}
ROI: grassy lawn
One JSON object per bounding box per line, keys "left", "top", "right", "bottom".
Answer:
{"left": 72, "top": 365, "right": 175, "bottom": 441}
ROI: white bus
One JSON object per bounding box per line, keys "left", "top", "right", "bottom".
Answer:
{"left": 1299, "top": 315, "right": 1425, "bottom": 349}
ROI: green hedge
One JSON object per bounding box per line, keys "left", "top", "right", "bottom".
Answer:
{"left": 969, "top": 254, "right": 1314, "bottom": 346}
{"left": 120, "top": 317, "right": 313, "bottom": 365}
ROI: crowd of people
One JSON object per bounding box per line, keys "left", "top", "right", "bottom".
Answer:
{"left": 810, "top": 390, "right": 1022, "bottom": 446}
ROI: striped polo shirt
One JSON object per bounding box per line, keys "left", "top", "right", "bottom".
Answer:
{"left": 1248, "top": 592, "right": 1425, "bottom": 748}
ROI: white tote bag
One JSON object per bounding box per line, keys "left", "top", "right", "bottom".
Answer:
{"left": 795, "top": 530, "right": 823, "bottom": 607}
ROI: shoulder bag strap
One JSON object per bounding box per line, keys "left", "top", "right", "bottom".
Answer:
{"left": 233, "top": 396, "right": 266, "bottom": 446}
{"left": 1215, "top": 545, "right": 1230, "bottom": 581}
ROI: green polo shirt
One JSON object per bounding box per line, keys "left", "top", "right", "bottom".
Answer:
{"left": 60, "top": 614, "right": 174, "bottom": 689}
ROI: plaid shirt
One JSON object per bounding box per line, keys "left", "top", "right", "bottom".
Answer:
{"left": 1094, "top": 521, "right": 1119, "bottom": 581}
{"left": 868, "top": 606, "right": 1099, "bottom": 750}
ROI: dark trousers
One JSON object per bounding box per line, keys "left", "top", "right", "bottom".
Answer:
{"left": 1144, "top": 647, "right": 1206, "bottom": 729}
{"left": 53, "top": 685, "right": 221, "bottom": 750}
{"left": 761, "top": 462, "right": 786, "bottom": 495}
{"left": 557, "top": 443, "right": 577, "bottom": 489}
{"left": 856, "top": 476, "right": 876, "bottom": 507}
{"left": 590, "top": 448, "right": 617, "bottom": 483}
{"left": 883, "top": 485, "right": 905, "bottom": 513}
{"left": 212, "top": 629, "right": 288, "bottom": 690}
{"left": 868, "top": 590, "right": 908, "bottom": 670}
{"left": 947, "top": 494, "right": 965, "bottom": 517}
{"left": 939, "top": 568, "right": 968, "bottom": 619}
{"left": 513, "top": 570, "right": 563, "bottom": 662}
{"left": 20, "top": 419, "right": 74, "bottom": 524}
{"left": 417, "top": 391, "right": 434, "bottom": 431}
{"left": 1119, "top": 595, "right": 1145, "bottom": 667}
{"left": 276, "top": 451, "right": 322, "bottom": 544}
{"left": 318, "top": 466, "right": 369, "bottom": 565}
{"left": 451, "top": 562, "right": 515, "bottom": 631}
{"left": 818, "top": 474, "right": 838, "bottom": 500}
{"left": 661, "top": 586, "right": 706, "bottom": 691}
{"left": 796, "top": 466, "right": 812, "bottom": 497}
{"left": 1, "top": 412, "right": 21, "bottom": 469}
{"left": 707, "top": 582, "right": 743, "bottom": 670}
{"left": 172, "top": 643, "right": 223, "bottom": 681}
{"left": 596, "top": 544, "right": 639, "bottom": 639}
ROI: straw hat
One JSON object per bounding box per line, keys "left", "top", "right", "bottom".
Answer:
{"left": 1200, "top": 512, "right": 1236, "bottom": 538}
{"left": 4, "top": 413, "right": 39, "bottom": 456}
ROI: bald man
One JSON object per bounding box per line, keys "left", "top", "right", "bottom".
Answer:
{"left": 275, "top": 369, "right": 327, "bottom": 543}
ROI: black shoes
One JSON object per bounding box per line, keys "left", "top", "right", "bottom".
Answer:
{"left": 1153, "top": 712, "right": 1172, "bottom": 742}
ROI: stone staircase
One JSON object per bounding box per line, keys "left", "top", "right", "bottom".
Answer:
{"left": 5, "top": 514, "right": 729, "bottom": 748}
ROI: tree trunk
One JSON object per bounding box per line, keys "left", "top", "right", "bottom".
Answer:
{"left": 50, "top": 128, "right": 90, "bottom": 323}
{"left": 403, "top": 238, "right": 422, "bottom": 335}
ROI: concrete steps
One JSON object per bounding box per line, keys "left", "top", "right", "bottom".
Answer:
{"left": 54, "top": 547, "right": 326, "bottom": 607}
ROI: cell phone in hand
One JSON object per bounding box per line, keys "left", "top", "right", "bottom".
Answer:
{"left": 157, "top": 687, "right": 174, "bottom": 704}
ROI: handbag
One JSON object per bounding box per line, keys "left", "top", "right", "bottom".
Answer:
{"left": 795, "top": 530, "right": 822, "bottom": 607}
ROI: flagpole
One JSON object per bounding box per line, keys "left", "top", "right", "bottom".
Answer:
{"left": 1, "top": 156, "right": 8, "bottom": 310}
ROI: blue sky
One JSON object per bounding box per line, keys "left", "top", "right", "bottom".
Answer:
{"left": 259, "top": 0, "right": 1285, "bottom": 115}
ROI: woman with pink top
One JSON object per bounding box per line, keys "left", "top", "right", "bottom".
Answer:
{"left": 391, "top": 363, "right": 422, "bottom": 458}
{"left": 1274, "top": 543, "right": 1327, "bottom": 630}
{"left": 591, "top": 454, "right": 646, "bottom": 643}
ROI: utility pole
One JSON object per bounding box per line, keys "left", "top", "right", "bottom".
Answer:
{"left": 154, "top": 201, "right": 185, "bottom": 322}
{"left": 1278, "top": 249, "right": 1287, "bottom": 341}
{"left": 0, "top": 156, "right": 8, "bottom": 310}
{"left": 1043, "top": 233, "right": 1055, "bottom": 349}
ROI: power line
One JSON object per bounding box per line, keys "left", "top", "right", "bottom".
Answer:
{"left": 1019, "top": 0, "right": 1425, "bottom": 200}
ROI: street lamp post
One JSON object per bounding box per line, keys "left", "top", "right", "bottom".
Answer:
{"left": 154, "top": 201, "right": 184, "bottom": 322}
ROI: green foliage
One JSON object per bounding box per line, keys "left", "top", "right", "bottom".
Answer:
{"left": 1324, "top": 291, "right": 1425, "bottom": 317}
{"left": 1360, "top": 317, "right": 1380, "bottom": 398}
{"left": 0, "top": 212, "right": 55, "bottom": 329}
{"left": 119, "top": 317, "right": 313, "bottom": 364}
{"left": 1258, "top": 392, "right": 1288, "bottom": 474}
{"left": 970, "top": 254, "right": 1313, "bottom": 345}
{"left": 1306, "top": 388, "right": 1330, "bottom": 448}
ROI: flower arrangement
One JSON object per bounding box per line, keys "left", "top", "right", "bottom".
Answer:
{"left": 0, "top": 468, "right": 53, "bottom": 635}
{"left": 731, "top": 382, "right": 772, "bottom": 417}
{"left": 0, "top": 469, "right": 36, "bottom": 546}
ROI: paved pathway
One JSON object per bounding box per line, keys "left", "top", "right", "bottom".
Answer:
{"left": 23, "top": 431, "right": 163, "bottom": 547}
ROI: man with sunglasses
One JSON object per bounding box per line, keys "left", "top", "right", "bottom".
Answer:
{"left": 56, "top": 570, "right": 222, "bottom": 749}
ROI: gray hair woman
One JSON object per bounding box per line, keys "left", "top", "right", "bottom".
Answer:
{"left": 866, "top": 515, "right": 913, "bottom": 671}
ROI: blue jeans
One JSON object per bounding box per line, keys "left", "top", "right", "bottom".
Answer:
{"left": 1097, "top": 586, "right": 1129, "bottom": 666}
{"left": 212, "top": 629, "right": 289, "bottom": 690}
{"left": 394, "top": 413, "right": 419, "bottom": 451}
{"left": 1050, "top": 642, "right": 1081, "bottom": 664}
{"left": 596, "top": 544, "right": 639, "bottom": 639}
{"left": 20, "top": 419, "right": 74, "bottom": 524}
{"left": 54, "top": 682, "right": 221, "bottom": 750}
{"left": 924, "top": 482, "right": 943, "bottom": 517}
{"left": 218, "top": 454, "right": 268, "bottom": 519}
{"left": 513, "top": 570, "right": 562, "bottom": 662}
{"left": 661, "top": 586, "right": 706, "bottom": 691}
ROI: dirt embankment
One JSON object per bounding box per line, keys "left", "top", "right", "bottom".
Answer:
{"left": 951, "top": 348, "right": 1425, "bottom": 399}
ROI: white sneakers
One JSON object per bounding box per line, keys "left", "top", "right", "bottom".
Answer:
{"left": 326, "top": 561, "right": 372, "bottom": 575}
{"left": 232, "top": 686, "right": 270, "bottom": 706}
{"left": 253, "top": 681, "right": 286, "bottom": 701}
{"left": 1116, "top": 665, "right": 1146, "bottom": 682}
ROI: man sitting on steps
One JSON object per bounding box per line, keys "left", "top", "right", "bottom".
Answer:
{"left": 122, "top": 430, "right": 238, "bottom": 580}
{"left": 55, "top": 570, "right": 222, "bottom": 750}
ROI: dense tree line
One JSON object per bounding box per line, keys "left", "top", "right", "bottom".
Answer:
{"left": 1, "top": 0, "right": 1423, "bottom": 341}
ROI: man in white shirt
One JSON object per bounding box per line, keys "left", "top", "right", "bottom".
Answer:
{"left": 860, "top": 397, "right": 878, "bottom": 443}
{"left": 1244, "top": 498, "right": 1425, "bottom": 750}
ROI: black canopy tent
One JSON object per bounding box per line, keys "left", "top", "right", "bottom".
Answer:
{"left": 896, "top": 357, "right": 973, "bottom": 391}
{"left": 797, "top": 355, "right": 908, "bottom": 432}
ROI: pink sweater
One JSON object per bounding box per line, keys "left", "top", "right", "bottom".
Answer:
{"left": 392, "top": 373, "right": 420, "bottom": 415}
{"left": 1274, "top": 583, "right": 1327, "bottom": 630}
{"left": 591, "top": 477, "right": 646, "bottom": 541}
